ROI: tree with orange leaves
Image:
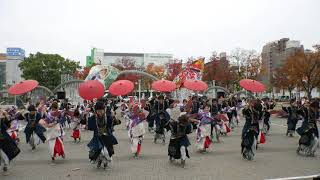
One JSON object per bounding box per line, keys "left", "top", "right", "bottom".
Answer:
{"left": 73, "top": 63, "right": 98, "bottom": 80}
{"left": 272, "top": 66, "right": 297, "bottom": 98}
{"left": 202, "top": 54, "right": 236, "bottom": 90}
{"left": 111, "top": 57, "right": 142, "bottom": 82}
{"left": 139, "top": 63, "right": 167, "bottom": 90}
{"left": 145, "top": 63, "right": 166, "bottom": 79}
{"left": 244, "top": 56, "right": 262, "bottom": 80}
{"left": 283, "top": 49, "right": 320, "bottom": 99}
{"left": 165, "top": 59, "right": 183, "bottom": 81}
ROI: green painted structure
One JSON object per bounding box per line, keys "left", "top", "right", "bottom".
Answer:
{"left": 85, "top": 48, "right": 95, "bottom": 67}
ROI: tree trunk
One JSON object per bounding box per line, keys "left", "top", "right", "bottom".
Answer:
{"left": 302, "top": 82, "right": 312, "bottom": 100}
{"left": 307, "top": 89, "right": 312, "bottom": 100}
{"left": 289, "top": 90, "right": 292, "bottom": 99}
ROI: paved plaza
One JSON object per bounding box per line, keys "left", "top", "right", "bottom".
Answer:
{"left": 2, "top": 116, "right": 320, "bottom": 180}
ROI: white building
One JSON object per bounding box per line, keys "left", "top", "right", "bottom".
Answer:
{"left": 0, "top": 48, "right": 25, "bottom": 87}
{"left": 6, "top": 59, "right": 23, "bottom": 85}
{"left": 90, "top": 48, "right": 173, "bottom": 67}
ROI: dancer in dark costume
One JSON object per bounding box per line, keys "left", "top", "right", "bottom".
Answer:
{"left": 24, "top": 105, "right": 46, "bottom": 150}
{"left": 0, "top": 110, "right": 20, "bottom": 176}
{"left": 87, "top": 101, "right": 118, "bottom": 170}
{"left": 153, "top": 95, "right": 169, "bottom": 144}
{"left": 241, "top": 100, "right": 262, "bottom": 161}
{"left": 282, "top": 100, "right": 301, "bottom": 137}
{"left": 296, "top": 100, "right": 319, "bottom": 157}
{"left": 145, "top": 97, "right": 156, "bottom": 132}
{"left": 168, "top": 114, "right": 192, "bottom": 168}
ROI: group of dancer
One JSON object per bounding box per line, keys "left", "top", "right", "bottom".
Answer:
{"left": 0, "top": 95, "right": 319, "bottom": 175}
{"left": 282, "top": 99, "right": 319, "bottom": 156}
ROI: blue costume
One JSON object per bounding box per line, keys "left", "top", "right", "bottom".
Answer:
{"left": 24, "top": 112, "right": 46, "bottom": 144}
{"left": 87, "top": 114, "right": 118, "bottom": 161}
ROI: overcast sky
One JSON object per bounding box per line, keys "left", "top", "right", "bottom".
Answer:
{"left": 0, "top": 0, "right": 319, "bottom": 65}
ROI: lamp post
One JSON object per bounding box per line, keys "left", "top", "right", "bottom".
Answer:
{"left": 138, "top": 79, "right": 141, "bottom": 104}
{"left": 212, "top": 80, "right": 216, "bottom": 98}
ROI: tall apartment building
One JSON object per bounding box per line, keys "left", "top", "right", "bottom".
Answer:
{"left": 261, "top": 38, "right": 303, "bottom": 86}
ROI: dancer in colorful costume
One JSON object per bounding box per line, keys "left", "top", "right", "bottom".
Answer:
{"left": 195, "top": 105, "right": 214, "bottom": 152}
{"left": 45, "top": 102, "right": 66, "bottom": 164}
{"left": 128, "top": 105, "right": 146, "bottom": 158}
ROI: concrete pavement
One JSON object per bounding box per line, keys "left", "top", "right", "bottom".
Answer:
{"left": 1, "top": 116, "right": 319, "bottom": 180}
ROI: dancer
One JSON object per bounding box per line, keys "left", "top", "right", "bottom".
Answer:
{"left": 282, "top": 100, "right": 300, "bottom": 137}
{"left": 128, "top": 105, "right": 146, "bottom": 158}
{"left": 6, "top": 113, "right": 21, "bottom": 144}
{"left": 296, "top": 100, "right": 319, "bottom": 156}
{"left": 70, "top": 109, "right": 81, "bottom": 143}
{"left": 210, "top": 99, "right": 220, "bottom": 142}
{"left": 154, "top": 95, "right": 169, "bottom": 144}
{"left": 229, "top": 98, "right": 239, "bottom": 127}
{"left": 219, "top": 102, "right": 232, "bottom": 136}
{"left": 189, "top": 96, "right": 200, "bottom": 129}
{"left": 24, "top": 105, "right": 46, "bottom": 150}
{"left": 0, "top": 110, "right": 20, "bottom": 176}
{"left": 87, "top": 100, "right": 118, "bottom": 170}
{"left": 168, "top": 114, "right": 192, "bottom": 168}
{"left": 45, "top": 102, "right": 66, "bottom": 164}
{"left": 241, "top": 99, "right": 262, "bottom": 160}
{"left": 195, "top": 105, "right": 214, "bottom": 153}
{"left": 145, "top": 97, "right": 155, "bottom": 132}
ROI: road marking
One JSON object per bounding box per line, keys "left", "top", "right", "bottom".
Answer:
{"left": 265, "top": 174, "right": 320, "bottom": 180}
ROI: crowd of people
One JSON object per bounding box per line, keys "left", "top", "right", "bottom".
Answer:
{"left": 0, "top": 95, "right": 319, "bottom": 175}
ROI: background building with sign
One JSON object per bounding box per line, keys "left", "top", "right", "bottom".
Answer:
{"left": 0, "top": 48, "right": 25, "bottom": 89}
{"left": 85, "top": 48, "right": 173, "bottom": 67}
{"left": 0, "top": 53, "right": 6, "bottom": 90}
{"left": 6, "top": 47, "right": 25, "bottom": 60}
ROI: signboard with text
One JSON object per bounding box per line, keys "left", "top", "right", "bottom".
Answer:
{"left": 6, "top": 47, "right": 25, "bottom": 59}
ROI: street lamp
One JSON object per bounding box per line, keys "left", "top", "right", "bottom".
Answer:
{"left": 138, "top": 79, "right": 141, "bottom": 103}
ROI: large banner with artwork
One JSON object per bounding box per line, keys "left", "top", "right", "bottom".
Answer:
{"left": 85, "top": 65, "right": 120, "bottom": 89}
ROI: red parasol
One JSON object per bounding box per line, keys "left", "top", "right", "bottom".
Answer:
{"left": 151, "top": 79, "right": 176, "bottom": 92}
{"left": 239, "top": 79, "right": 265, "bottom": 93}
{"left": 78, "top": 80, "right": 105, "bottom": 100}
{"left": 183, "top": 79, "right": 208, "bottom": 91}
{"left": 8, "top": 80, "right": 39, "bottom": 95}
{"left": 109, "top": 80, "right": 134, "bottom": 96}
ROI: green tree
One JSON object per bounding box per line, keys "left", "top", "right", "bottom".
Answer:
{"left": 19, "top": 52, "right": 80, "bottom": 90}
